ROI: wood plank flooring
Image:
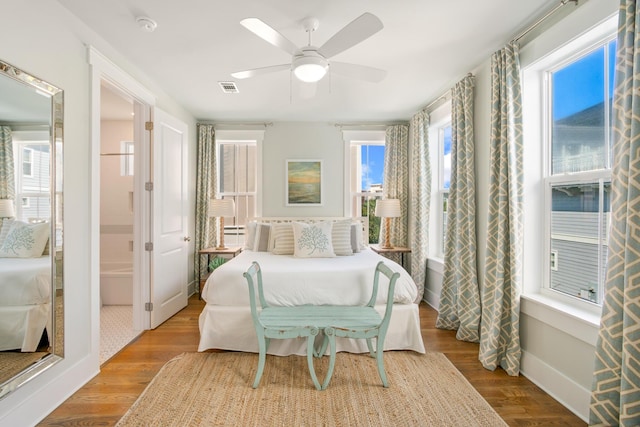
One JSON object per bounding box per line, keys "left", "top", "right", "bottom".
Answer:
{"left": 39, "top": 296, "right": 585, "bottom": 426}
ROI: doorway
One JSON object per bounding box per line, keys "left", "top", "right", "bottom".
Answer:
{"left": 98, "top": 82, "right": 142, "bottom": 364}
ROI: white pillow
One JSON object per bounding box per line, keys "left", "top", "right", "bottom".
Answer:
{"left": 351, "top": 221, "right": 365, "bottom": 252}
{"left": 0, "top": 220, "right": 49, "bottom": 258}
{"left": 271, "top": 223, "right": 294, "bottom": 255}
{"left": 292, "top": 221, "right": 335, "bottom": 258}
{"left": 332, "top": 219, "right": 353, "bottom": 256}
{"left": 244, "top": 221, "right": 257, "bottom": 250}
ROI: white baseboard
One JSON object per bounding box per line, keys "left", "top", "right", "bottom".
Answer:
{"left": 422, "top": 287, "right": 440, "bottom": 310}
{"left": 520, "top": 350, "right": 590, "bottom": 423}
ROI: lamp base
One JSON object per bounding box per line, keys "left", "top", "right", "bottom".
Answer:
{"left": 215, "top": 246, "right": 228, "bottom": 250}
{"left": 379, "top": 244, "right": 394, "bottom": 250}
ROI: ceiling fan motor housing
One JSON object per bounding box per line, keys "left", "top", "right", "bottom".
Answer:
{"left": 293, "top": 48, "right": 328, "bottom": 82}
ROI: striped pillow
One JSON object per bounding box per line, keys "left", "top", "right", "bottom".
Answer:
{"left": 271, "top": 223, "right": 295, "bottom": 255}
{"left": 332, "top": 219, "right": 353, "bottom": 256}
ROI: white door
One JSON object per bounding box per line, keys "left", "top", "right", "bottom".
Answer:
{"left": 150, "top": 108, "right": 189, "bottom": 328}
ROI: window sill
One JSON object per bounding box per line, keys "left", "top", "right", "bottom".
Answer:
{"left": 521, "top": 293, "right": 601, "bottom": 346}
{"left": 427, "top": 257, "right": 444, "bottom": 274}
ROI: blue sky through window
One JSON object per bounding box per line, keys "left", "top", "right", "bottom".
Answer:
{"left": 360, "top": 144, "right": 385, "bottom": 191}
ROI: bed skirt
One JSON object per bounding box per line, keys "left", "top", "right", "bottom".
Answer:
{"left": 198, "top": 303, "right": 425, "bottom": 355}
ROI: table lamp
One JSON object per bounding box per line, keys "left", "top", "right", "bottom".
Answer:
{"left": 0, "top": 199, "right": 15, "bottom": 219}
{"left": 374, "top": 198, "right": 400, "bottom": 249}
{"left": 209, "top": 198, "right": 235, "bottom": 249}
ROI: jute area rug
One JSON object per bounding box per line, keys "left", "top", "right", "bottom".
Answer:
{"left": 117, "top": 351, "right": 508, "bottom": 427}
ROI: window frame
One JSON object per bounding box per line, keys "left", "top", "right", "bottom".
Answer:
{"left": 522, "top": 14, "right": 617, "bottom": 317}
{"left": 22, "top": 146, "right": 34, "bottom": 177}
{"left": 214, "top": 129, "right": 264, "bottom": 247}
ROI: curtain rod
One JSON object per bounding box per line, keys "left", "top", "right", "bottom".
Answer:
{"left": 333, "top": 122, "right": 407, "bottom": 129}
{"left": 197, "top": 122, "right": 273, "bottom": 127}
{"left": 421, "top": 72, "right": 474, "bottom": 113}
{"left": 512, "top": 0, "right": 579, "bottom": 43}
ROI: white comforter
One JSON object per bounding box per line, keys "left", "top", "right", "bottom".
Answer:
{"left": 202, "top": 248, "right": 417, "bottom": 307}
{"left": 0, "top": 257, "right": 50, "bottom": 306}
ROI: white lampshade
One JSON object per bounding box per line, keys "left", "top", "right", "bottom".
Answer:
{"left": 374, "top": 199, "right": 401, "bottom": 218}
{"left": 209, "top": 198, "right": 235, "bottom": 217}
{"left": 0, "top": 199, "right": 15, "bottom": 218}
{"left": 293, "top": 54, "right": 328, "bottom": 83}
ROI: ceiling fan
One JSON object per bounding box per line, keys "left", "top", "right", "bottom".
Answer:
{"left": 231, "top": 13, "right": 387, "bottom": 84}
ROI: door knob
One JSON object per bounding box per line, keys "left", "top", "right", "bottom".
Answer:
{"left": 184, "top": 236, "right": 191, "bottom": 242}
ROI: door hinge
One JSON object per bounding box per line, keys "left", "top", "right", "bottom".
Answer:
{"left": 145, "top": 121, "right": 154, "bottom": 131}
{"left": 145, "top": 242, "right": 153, "bottom": 251}
{"left": 145, "top": 302, "right": 153, "bottom": 312}
{"left": 145, "top": 182, "right": 154, "bottom": 191}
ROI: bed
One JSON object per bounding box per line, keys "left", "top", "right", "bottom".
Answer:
{"left": 198, "top": 217, "right": 425, "bottom": 356}
{"left": 0, "top": 257, "right": 51, "bottom": 352}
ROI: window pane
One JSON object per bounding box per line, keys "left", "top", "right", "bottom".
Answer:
{"left": 442, "top": 126, "right": 451, "bottom": 190}
{"left": 551, "top": 47, "right": 607, "bottom": 174}
{"left": 442, "top": 192, "right": 448, "bottom": 253}
{"left": 360, "top": 145, "right": 384, "bottom": 192}
{"left": 356, "top": 195, "right": 382, "bottom": 244}
{"left": 550, "top": 182, "right": 610, "bottom": 304}
{"left": 219, "top": 144, "right": 236, "bottom": 193}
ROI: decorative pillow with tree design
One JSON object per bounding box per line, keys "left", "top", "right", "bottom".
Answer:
{"left": 0, "top": 220, "right": 49, "bottom": 258}
{"left": 292, "top": 221, "right": 335, "bottom": 258}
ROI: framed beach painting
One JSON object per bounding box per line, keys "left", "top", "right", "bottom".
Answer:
{"left": 286, "top": 159, "right": 323, "bottom": 206}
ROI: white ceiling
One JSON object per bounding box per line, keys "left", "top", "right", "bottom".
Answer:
{"left": 56, "top": 0, "right": 559, "bottom": 123}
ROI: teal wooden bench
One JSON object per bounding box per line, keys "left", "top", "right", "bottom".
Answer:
{"left": 243, "top": 260, "right": 398, "bottom": 390}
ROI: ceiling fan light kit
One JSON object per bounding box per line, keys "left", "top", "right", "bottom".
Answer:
{"left": 233, "top": 12, "right": 385, "bottom": 85}
{"left": 293, "top": 52, "right": 328, "bottom": 83}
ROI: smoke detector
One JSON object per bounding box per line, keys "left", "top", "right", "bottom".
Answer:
{"left": 136, "top": 16, "right": 158, "bottom": 32}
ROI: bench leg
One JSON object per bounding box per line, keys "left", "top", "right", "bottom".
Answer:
{"left": 252, "top": 331, "right": 267, "bottom": 388}
{"left": 321, "top": 327, "right": 337, "bottom": 390}
{"left": 375, "top": 332, "right": 389, "bottom": 387}
{"left": 306, "top": 327, "right": 322, "bottom": 390}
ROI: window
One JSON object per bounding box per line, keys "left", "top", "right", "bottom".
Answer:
{"left": 439, "top": 124, "right": 451, "bottom": 256}
{"left": 343, "top": 130, "right": 386, "bottom": 244}
{"left": 22, "top": 147, "right": 34, "bottom": 177}
{"left": 13, "top": 135, "right": 51, "bottom": 222}
{"left": 120, "top": 141, "right": 134, "bottom": 176}
{"left": 523, "top": 15, "right": 616, "bottom": 309}
{"left": 215, "top": 129, "right": 263, "bottom": 247}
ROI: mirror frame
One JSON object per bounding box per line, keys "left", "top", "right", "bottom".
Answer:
{"left": 0, "top": 59, "right": 63, "bottom": 400}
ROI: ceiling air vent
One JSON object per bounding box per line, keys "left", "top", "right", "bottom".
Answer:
{"left": 218, "top": 81, "right": 239, "bottom": 94}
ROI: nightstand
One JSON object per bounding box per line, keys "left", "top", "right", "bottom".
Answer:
{"left": 370, "top": 244, "right": 411, "bottom": 269}
{"left": 198, "top": 246, "right": 242, "bottom": 298}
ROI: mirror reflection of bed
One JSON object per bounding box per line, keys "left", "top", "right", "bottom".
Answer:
{"left": 0, "top": 58, "right": 63, "bottom": 395}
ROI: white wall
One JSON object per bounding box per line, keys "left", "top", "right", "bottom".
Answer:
{"left": 261, "top": 122, "right": 346, "bottom": 216}
{"left": 0, "top": 1, "right": 196, "bottom": 425}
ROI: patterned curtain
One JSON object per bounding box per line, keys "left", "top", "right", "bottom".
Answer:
{"left": 380, "top": 125, "right": 409, "bottom": 250}
{"left": 589, "top": 2, "right": 640, "bottom": 425}
{"left": 478, "top": 43, "right": 523, "bottom": 376}
{"left": 0, "top": 126, "right": 15, "bottom": 229}
{"left": 435, "top": 75, "right": 481, "bottom": 342}
{"left": 194, "top": 124, "right": 218, "bottom": 286}
{"left": 409, "top": 111, "right": 431, "bottom": 302}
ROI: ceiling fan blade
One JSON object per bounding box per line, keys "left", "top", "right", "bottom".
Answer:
{"left": 231, "top": 64, "right": 291, "bottom": 79}
{"left": 240, "top": 18, "right": 299, "bottom": 56}
{"left": 330, "top": 62, "right": 387, "bottom": 83}
{"left": 318, "top": 13, "right": 383, "bottom": 59}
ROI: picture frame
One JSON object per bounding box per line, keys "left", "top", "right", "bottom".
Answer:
{"left": 286, "top": 159, "right": 323, "bottom": 206}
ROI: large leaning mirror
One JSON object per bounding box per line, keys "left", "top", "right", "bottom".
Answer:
{"left": 0, "top": 59, "right": 63, "bottom": 399}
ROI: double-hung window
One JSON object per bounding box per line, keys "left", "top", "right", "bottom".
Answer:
{"left": 523, "top": 15, "right": 616, "bottom": 309}
{"left": 343, "top": 130, "right": 386, "bottom": 244}
{"left": 12, "top": 132, "right": 51, "bottom": 222}
{"left": 215, "top": 129, "right": 263, "bottom": 247}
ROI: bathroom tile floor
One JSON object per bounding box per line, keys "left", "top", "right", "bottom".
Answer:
{"left": 100, "top": 305, "right": 140, "bottom": 365}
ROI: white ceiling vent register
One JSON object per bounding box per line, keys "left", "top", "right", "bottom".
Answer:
{"left": 219, "top": 82, "right": 239, "bottom": 93}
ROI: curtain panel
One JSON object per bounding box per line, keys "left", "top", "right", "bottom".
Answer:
{"left": 409, "top": 111, "right": 431, "bottom": 302}
{"left": 478, "top": 43, "right": 523, "bottom": 376}
{"left": 194, "top": 124, "right": 218, "bottom": 286}
{"left": 380, "top": 125, "right": 409, "bottom": 249}
{"left": 435, "top": 75, "right": 481, "bottom": 342}
{"left": 0, "top": 126, "right": 15, "bottom": 230}
{"left": 589, "top": 1, "right": 640, "bottom": 425}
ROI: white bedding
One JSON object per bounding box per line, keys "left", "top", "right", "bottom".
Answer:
{"left": 202, "top": 248, "right": 417, "bottom": 307}
{"left": 198, "top": 247, "right": 425, "bottom": 355}
{"left": 0, "top": 257, "right": 51, "bottom": 351}
{"left": 0, "top": 257, "right": 50, "bottom": 306}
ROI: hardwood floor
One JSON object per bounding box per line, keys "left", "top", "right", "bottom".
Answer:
{"left": 39, "top": 295, "right": 585, "bottom": 426}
